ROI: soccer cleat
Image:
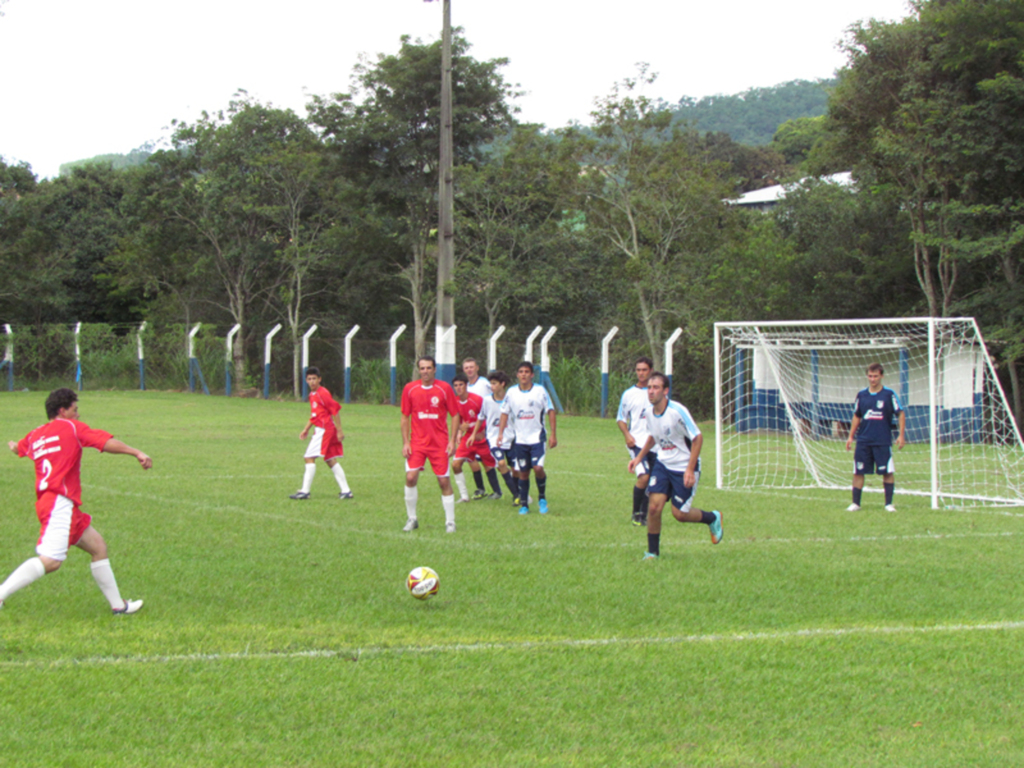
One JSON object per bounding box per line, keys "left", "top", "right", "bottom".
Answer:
{"left": 512, "top": 495, "right": 533, "bottom": 506}
{"left": 113, "top": 599, "right": 143, "bottom": 615}
{"left": 472, "top": 489, "right": 488, "bottom": 500}
{"left": 631, "top": 511, "right": 644, "bottom": 527}
{"left": 445, "top": 521, "right": 457, "bottom": 533}
{"left": 885, "top": 504, "right": 897, "bottom": 512}
{"left": 519, "top": 505, "right": 529, "bottom": 515}
{"left": 538, "top": 499, "right": 549, "bottom": 515}
{"left": 455, "top": 496, "right": 471, "bottom": 504}
{"left": 642, "top": 552, "right": 659, "bottom": 561}
{"left": 709, "top": 510, "right": 724, "bottom": 545}
{"left": 289, "top": 491, "right": 310, "bottom": 500}
{"left": 486, "top": 493, "right": 502, "bottom": 500}
{"left": 846, "top": 503, "right": 861, "bottom": 512}
{"left": 338, "top": 491, "right": 354, "bottom": 500}
{"left": 402, "top": 519, "right": 419, "bottom": 532}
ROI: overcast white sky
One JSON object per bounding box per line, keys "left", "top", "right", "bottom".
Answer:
{"left": 0, "top": 0, "right": 911, "bottom": 179}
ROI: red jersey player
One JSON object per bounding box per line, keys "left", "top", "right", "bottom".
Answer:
{"left": 400, "top": 356, "right": 461, "bottom": 532}
{"left": 290, "top": 367, "right": 352, "bottom": 501}
{"left": 450, "top": 372, "right": 500, "bottom": 502}
{"left": 2, "top": 388, "right": 151, "bottom": 615}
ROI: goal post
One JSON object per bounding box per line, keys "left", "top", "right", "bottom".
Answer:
{"left": 714, "top": 318, "right": 1024, "bottom": 508}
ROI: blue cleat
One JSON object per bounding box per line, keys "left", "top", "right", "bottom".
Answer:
{"left": 642, "top": 552, "right": 659, "bottom": 561}
{"left": 709, "top": 510, "right": 724, "bottom": 545}
{"left": 519, "top": 506, "right": 529, "bottom": 515}
{"left": 538, "top": 499, "right": 549, "bottom": 514}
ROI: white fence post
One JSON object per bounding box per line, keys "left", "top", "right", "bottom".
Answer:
{"left": 664, "top": 327, "right": 683, "bottom": 392}
{"left": 488, "top": 325, "right": 506, "bottom": 373}
{"left": 389, "top": 324, "right": 407, "bottom": 405}
{"left": 189, "top": 323, "right": 209, "bottom": 395}
{"left": 225, "top": 324, "right": 241, "bottom": 396}
{"left": 344, "top": 324, "right": 361, "bottom": 403}
{"left": 540, "top": 326, "right": 563, "bottom": 412}
{"left": 3, "top": 324, "right": 12, "bottom": 392}
{"left": 301, "top": 324, "right": 318, "bottom": 400}
{"left": 137, "top": 322, "right": 146, "bottom": 391}
{"left": 263, "top": 323, "right": 282, "bottom": 399}
{"left": 74, "top": 322, "right": 82, "bottom": 391}
{"left": 524, "top": 326, "right": 543, "bottom": 365}
{"left": 601, "top": 327, "right": 619, "bottom": 418}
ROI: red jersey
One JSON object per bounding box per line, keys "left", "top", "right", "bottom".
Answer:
{"left": 455, "top": 393, "right": 488, "bottom": 448}
{"left": 401, "top": 380, "right": 459, "bottom": 450}
{"left": 16, "top": 418, "right": 113, "bottom": 507}
{"left": 309, "top": 386, "right": 340, "bottom": 429}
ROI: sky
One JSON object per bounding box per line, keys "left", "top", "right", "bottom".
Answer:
{"left": 0, "top": 0, "right": 912, "bottom": 179}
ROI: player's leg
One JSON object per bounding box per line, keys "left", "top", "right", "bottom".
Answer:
{"left": 636, "top": 471, "right": 650, "bottom": 525}
{"left": 644, "top": 492, "right": 669, "bottom": 559}
{"left": 849, "top": 443, "right": 871, "bottom": 511}
{"left": 451, "top": 457, "right": 471, "bottom": 502}
{"left": 2, "top": 496, "right": 71, "bottom": 608}
{"left": 665, "top": 471, "right": 722, "bottom": 544}
{"left": 534, "top": 446, "right": 549, "bottom": 514}
{"left": 76, "top": 526, "right": 142, "bottom": 614}
{"left": 515, "top": 446, "right": 532, "bottom": 514}
{"left": 324, "top": 457, "right": 352, "bottom": 498}
{"left": 404, "top": 455, "right": 424, "bottom": 531}
{"left": 430, "top": 454, "right": 457, "bottom": 533}
{"left": 468, "top": 457, "right": 487, "bottom": 499}
{"left": 479, "top": 449, "right": 502, "bottom": 497}
{"left": 879, "top": 447, "right": 896, "bottom": 510}
{"left": 293, "top": 428, "right": 324, "bottom": 499}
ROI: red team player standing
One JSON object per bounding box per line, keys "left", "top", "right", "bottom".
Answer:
{"left": 290, "top": 366, "right": 353, "bottom": 500}
{"left": 400, "top": 356, "right": 461, "bottom": 533}
{"left": 2, "top": 388, "right": 151, "bottom": 614}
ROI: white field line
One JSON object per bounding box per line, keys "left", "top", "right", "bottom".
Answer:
{"left": 87, "top": 485, "right": 1024, "bottom": 550}
{"left": 3, "top": 620, "right": 1024, "bottom": 670}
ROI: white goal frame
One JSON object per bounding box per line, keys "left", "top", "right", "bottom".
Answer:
{"left": 714, "top": 317, "right": 1024, "bottom": 508}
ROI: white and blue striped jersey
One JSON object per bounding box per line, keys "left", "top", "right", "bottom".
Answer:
{"left": 617, "top": 385, "right": 651, "bottom": 443}
{"left": 479, "top": 394, "right": 511, "bottom": 449}
{"left": 645, "top": 401, "right": 701, "bottom": 473}
{"left": 502, "top": 384, "right": 553, "bottom": 446}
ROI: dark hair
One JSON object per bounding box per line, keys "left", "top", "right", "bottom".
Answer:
{"left": 488, "top": 370, "right": 510, "bottom": 386}
{"left": 516, "top": 361, "right": 535, "bottom": 373}
{"left": 46, "top": 388, "right": 78, "bottom": 419}
{"left": 635, "top": 356, "right": 654, "bottom": 369}
{"left": 417, "top": 356, "right": 437, "bottom": 369}
{"left": 866, "top": 363, "right": 884, "bottom": 375}
{"left": 648, "top": 372, "right": 670, "bottom": 390}
{"left": 305, "top": 366, "right": 321, "bottom": 378}
{"left": 452, "top": 372, "right": 469, "bottom": 384}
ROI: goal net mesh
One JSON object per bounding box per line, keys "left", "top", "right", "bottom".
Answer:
{"left": 715, "top": 319, "right": 1024, "bottom": 507}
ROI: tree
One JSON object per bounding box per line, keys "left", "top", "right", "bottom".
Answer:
{"left": 308, "top": 32, "right": 516, "bottom": 357}
{"left": 566, "top": 67, "right": 735, "bottom": 368}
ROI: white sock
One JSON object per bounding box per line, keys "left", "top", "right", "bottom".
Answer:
{"left": 453, "top": 472, "right": 469, "bottom": 501}
{"left": 331, "top": 463, "right": 350, "bottom": 493}
{"left": 0, "top": 557, "right": 46, "bottom": 602}
{"left": 405, "top": 486, "right": 418, "bottom": 521}
{"left": 300, "top": 463, "right": 316, "bottom": 493}
{"left": 90, "top": 558, "right": 124, "bottom": 610}
{"left": 442, "top": 493, "right": 456, "bottom": 525}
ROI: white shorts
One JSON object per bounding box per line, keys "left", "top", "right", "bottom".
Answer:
{"left": 37, "top": 494, "right": 75, "bottom": 561}
{"left": 304, "top": 427, "right": 327, "bottom": 459}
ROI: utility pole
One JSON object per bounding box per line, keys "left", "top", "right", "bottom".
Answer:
{"left": 434, "top": 0, "right": 456, "bottom": 383}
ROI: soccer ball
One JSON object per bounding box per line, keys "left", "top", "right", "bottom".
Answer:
{"left": 406, "top": 566, "right": 440, "bottom": 600}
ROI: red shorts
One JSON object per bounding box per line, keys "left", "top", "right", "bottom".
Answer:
{"left": 455, "top": 438, "right": 496, "bottom": 468}
{"left": 36, "top": 493, "right": 91, "bottom": 561}
{"left": 406, "top": 446, "right": 451, "bottom": 477}
{"left": 305, "top": 425, "right": 343, "bottom": 461}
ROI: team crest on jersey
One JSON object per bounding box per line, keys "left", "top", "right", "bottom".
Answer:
{"left": 431, "top": 396, "right": 440, "bottom": 406}
{"left": 877, "top": 400, "right": 884, "bottom": 409}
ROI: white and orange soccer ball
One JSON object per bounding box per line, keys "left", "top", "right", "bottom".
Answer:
{"left": 406, "top": 566, "right": 440, "bottom": 600}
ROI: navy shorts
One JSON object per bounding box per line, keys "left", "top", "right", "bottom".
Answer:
{"left": 647, "top": 459, "right": 699, "bottom": 512}
{"left": 628, "top": 445, "right": 652, "bottom": 477}
{"left": 854, "top": 443, "right": 894, "bottom": 475}
{"left": 490, "top": 446, "right": 511, "bottom": 464}
{"left": 513, "top": 441, "right": 545, "bottom": 471}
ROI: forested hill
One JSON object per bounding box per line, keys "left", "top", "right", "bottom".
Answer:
{"left": 670, "top": 79, "right": 834, "bottom": 146}
{"left": 59, "top": 145, "right": 153, "bottom": 176}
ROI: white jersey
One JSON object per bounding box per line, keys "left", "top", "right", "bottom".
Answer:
{"left": 466, "top": 377, "right": 492, "bottom": 399}
{"left": 502, "top": 384, "right": 553, "bottom": 446}
{"left": 617, "top": 385, "right": 651, "bottom": 443}
{"left": 479, "top": 394, "right": 511, "bottom": 449}
{"left": 645, "top": 400, "right": 701, "bottom": 473}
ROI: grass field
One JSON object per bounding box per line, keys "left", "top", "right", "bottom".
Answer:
{"left": 1, "top": 391, "right": 1023, "bottom": 767}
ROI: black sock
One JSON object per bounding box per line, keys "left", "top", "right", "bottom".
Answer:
{"left": 632, "top": 486, "right": 645, "bottom": 514}
{"left": 472, "top": 470, "right": 484, "bottom": 492}
{"left": 486, "top": 468, "right": 501, "bottom": 494}
{"left": 884, "top": 482, "right": 894, "bottom": 505}
{"left": 852, "top": 487, "right": 863, "bottom": 506}
{"left": 536, "top": 476, "right": 546, "bottom": 500}
{"left": 647, "top": 533, "right": 660, "bottom": 556}
{"left": 519, "top": 476, "right": 530, "bottom": 505}
{"left": 503, "top": 471, "right": 518, "bottom": 498}
{"left": 699, "top": 510, "right": 716, "bottom": 525}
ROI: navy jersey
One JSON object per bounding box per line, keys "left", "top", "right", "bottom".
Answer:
{"left": 852, "top": 387, "right": 902, "bottom": 446}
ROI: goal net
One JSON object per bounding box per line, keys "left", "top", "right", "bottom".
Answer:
{"left": 714, "top": 318, "right": 1024, "bottom": 507}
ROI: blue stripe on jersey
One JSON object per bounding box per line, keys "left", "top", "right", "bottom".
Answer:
{"left": 666, "top": 401, "right": 701, "bottom": 437}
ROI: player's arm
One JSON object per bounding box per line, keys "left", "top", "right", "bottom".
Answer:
{"left": 846, "top": 415, "right": 862, "bottom": 451}
{"left": 628, "top": 435, "right": 655, "bottom": 473}
{"left": 498, "top": 412, "right": 509, "bottom": 446}
{"left": 684, "top": 433, "right": 702, "bottom": 488}
{"left": 448, "top": 413, "right": 461, "bottom": 457}
{"left": 896, "top": 410, "right": 906, "bottom": 449}
{"left": 616, "top": 419, "right": 635, "bottom": 448}
{"left": 401, "top": 412, "right": 412, "bottom": 459}
{"left": 101, "top": 438, "right": 153, "bottom": 470}
{"left": 547, "top": 409, "right": 557, "bottom": 449}
{"left": 334, "top": 412, "right": 344, "bottom": 442}
{"left": 466, "top": 413, "right": 483, "bottom": 445}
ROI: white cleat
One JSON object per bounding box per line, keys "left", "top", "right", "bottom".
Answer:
{"left": 445, "top": 521, "right": 456, "bottom": 533}
{"left": 402, "top": 519, "right": 419, "bottom": 532}
{"left": 455, "top": 496, "right": 470, "bottom": 504}
{"left": 846, "top": 503, "right": 861, "bottom": 512}
{"left": 113, "top": 599, "right": 143, "bottom": 615}
{"left": 885, "top": 504, "right": 897, "bottom": 512}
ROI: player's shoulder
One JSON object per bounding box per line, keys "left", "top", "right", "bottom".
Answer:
{"left": 467, "top": 391, "right": 483, "bottom": 407}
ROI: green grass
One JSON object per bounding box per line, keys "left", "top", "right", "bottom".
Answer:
{"left": 1, "top": 391, "right": 1023, "bottom": 767}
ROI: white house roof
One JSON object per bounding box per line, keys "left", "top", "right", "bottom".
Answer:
{"left": 731, "top": 171, "right": 853, "bottom": 207}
